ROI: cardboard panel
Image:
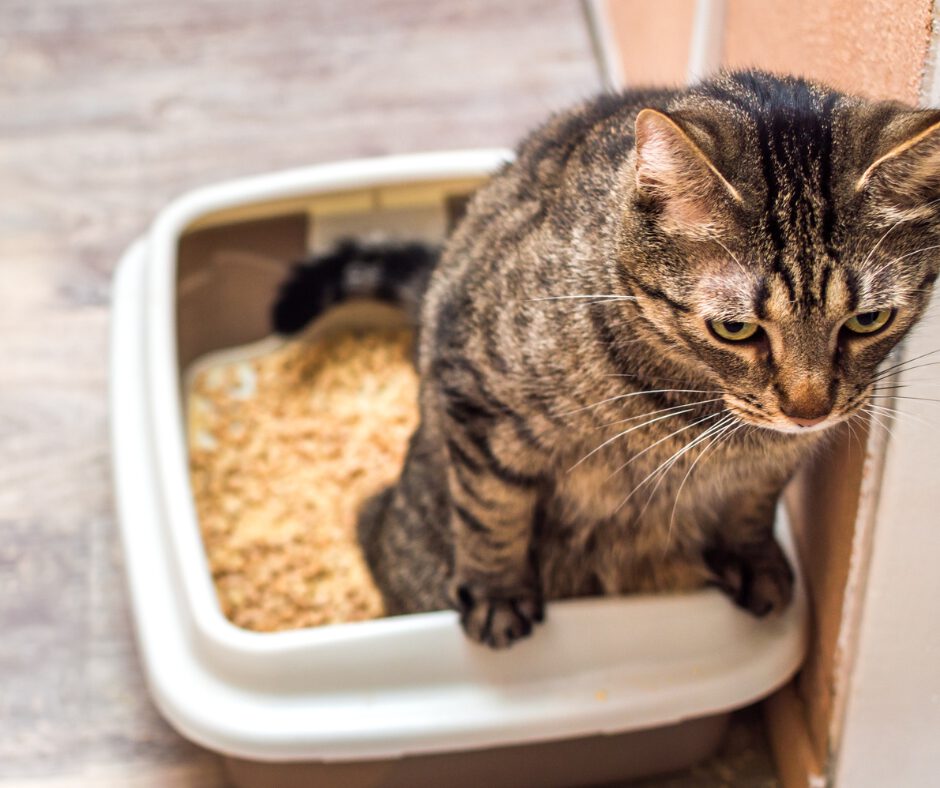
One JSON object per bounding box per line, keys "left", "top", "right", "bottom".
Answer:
{"left": 783, "top": 421, "right": 872, "bottom": 769}
{"left": 176, "top": 214, "right": 309, "bottom": 370}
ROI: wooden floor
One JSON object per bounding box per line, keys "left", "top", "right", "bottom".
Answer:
{"left": 0, "top": 2, "right": 774, "bottom": 785}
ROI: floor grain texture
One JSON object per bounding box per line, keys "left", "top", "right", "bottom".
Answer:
{"left": 0, "top": 2, "right": 774, "bottom": 785}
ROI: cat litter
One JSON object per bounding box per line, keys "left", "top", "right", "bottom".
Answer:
{"left": 186, "top": 327, "right": 418, "bottom": 632}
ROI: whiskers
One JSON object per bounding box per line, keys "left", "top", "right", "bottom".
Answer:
{"left": 567, "top": 406, "right": 701, "bottom": 471}
{"left": 854, "top": 407, "right": 896, "bottom": 438}
{"left": 846, "top": 349, "right": 940, "bottom": 438}
{"left": 562, "top": 383, "right": 747, "bottom": 535}
{"left": 860, "top": 400, "right": 940, "bottom": 432}
{"left": 863, "top": 346, "right": 940, "bottom": 417}
{"left": 664, "top": 418, "right": 746, "bottom": 552}
{"left": 859, "top": 197, "right": 940, "bottom": 272}
{"left": 564, "top": 385, "right": 726, "bottom": 472}
{"left": 524, "top": 294, "right": 637, "bottom": 308}
{"left": 597, "top": 398, "right": 726, "bottom": 429}
{"left": 560, "top": 388, "right": 721, "bottom": 418}
{"left": 614, "top": 412, "right": 740, "bottom": 539}
{"left": 868, "top": 347, "right": 940, "bottom": 386}
{"left": 603, "top": 411, "right": 727, "bottom": 482}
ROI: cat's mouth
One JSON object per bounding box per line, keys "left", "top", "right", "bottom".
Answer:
{"left": 759, "top": 417, "right": 842, "bottom": 435}
{"left": 722, "top": 395, "right": 863, "bottom": 435}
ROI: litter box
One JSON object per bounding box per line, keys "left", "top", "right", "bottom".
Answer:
{"left": 109, "top": 150, "right": 808, "bottom": 787}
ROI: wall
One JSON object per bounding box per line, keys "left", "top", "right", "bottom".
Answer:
{"left": 722, "top": 0, "right": 932, "bottom": 103}
{"left": 603, "top": 0, "right": 697, "bottom": 86}
{"left": 599, "top": 1, "right": 937, "bottom": 784}
{"left": 604, "top": 0, "right": 933, "bottom": 102}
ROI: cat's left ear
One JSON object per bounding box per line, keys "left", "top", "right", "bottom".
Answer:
{"left": 857, "top": 108, "right": 940, "bottom": 220}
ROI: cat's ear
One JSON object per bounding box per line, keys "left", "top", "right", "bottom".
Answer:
{"left": 857, "top": 109, "right": 940, "bottom": 221}
{"left": 634, "top": 108, "right": 742, "bottom": 236}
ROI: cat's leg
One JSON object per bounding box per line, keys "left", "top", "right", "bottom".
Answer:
{"left": 446, "top": 458, "right": 543, "bottom": 649}
{"left": 704, "top": 492, "right": 794, "bottom": 617}
{"left": 358, "top": 485, "right": 451, "bottom": 615}
{"left": 436, "top": 386, "right": 547, "bottom": 647}
{"left": 357, "top": 427, "right": 454, "bottom": 615}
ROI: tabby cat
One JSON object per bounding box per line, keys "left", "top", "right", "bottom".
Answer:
{"left": 274, "top": 71, "right": 940, "bottom": 648}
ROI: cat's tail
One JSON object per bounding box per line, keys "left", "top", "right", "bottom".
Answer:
{"left": 270, "top": 239, "right": 439, "bottom": 335}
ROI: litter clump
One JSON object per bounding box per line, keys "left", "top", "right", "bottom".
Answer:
{"left": 187, "top": 327, "right": 418, "bottom": 632}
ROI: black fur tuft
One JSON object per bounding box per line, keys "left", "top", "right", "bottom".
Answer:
{"left": 271, "top": 239, "right": 439, "bottom": 335}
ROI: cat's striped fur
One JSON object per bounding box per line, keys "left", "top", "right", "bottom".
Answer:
{"left": 274, "top": 71, "right": 940, "bottom": 648}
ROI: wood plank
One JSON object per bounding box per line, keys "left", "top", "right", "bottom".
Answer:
{"left": 0, "top": 1, "right": 597, "bottom": 783}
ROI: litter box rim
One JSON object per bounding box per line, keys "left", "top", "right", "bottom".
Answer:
{"left": 110, "top": 150, "right": 808, "bottom": 762}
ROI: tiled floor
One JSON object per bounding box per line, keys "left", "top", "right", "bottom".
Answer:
{"left": 0, "top": 2, "right": 774, "bottom": 785}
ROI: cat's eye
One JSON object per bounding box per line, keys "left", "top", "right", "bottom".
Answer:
{"left": 708, "top": 319, "right": 760, "bottom": 342}
{"left": 843, "top": 309, "right": 893, "bottom": 335}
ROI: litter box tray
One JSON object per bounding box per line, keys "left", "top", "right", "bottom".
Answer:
{"left": 109, "top": 150, "right": 807, "bottom": 787}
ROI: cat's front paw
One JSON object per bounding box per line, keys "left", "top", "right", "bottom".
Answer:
{"left": 704, "top": 539, "right": 794, "bottom": 617}
{"left": 449, "top": 576, "right": 544, "bottom": 649}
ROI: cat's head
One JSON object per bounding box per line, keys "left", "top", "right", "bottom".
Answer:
{"left": 624, "top": 70, "right": 940, "bottom": 434}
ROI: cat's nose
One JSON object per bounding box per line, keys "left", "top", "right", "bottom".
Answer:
{"left": 778, "top": 377, "right": 832, "bottom": 427}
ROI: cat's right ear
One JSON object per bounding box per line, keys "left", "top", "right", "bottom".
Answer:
{"left": 634, "top": 108, "right": 742, "bottom": 237}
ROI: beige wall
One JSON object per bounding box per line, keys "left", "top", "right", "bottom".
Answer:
{"left": 605, "top": 0, "right": 933, "bottom": 103}
{"left": 723, "top": 0, "right": 933, "bottom": 103}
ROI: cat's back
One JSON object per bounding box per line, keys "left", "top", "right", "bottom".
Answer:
{"left": 419, "top": 88, "right": 680, "bottom": 360}
{"left": 459, "top": 87, "right": 681, "bottom": 237}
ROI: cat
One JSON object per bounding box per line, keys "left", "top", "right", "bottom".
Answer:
{"left": 273, "top": 71, "right": 940, "bottom": 649}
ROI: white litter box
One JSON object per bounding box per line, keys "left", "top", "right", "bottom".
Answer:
{"left": 109, "top": 150, "right": 807, "bottom": 787}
